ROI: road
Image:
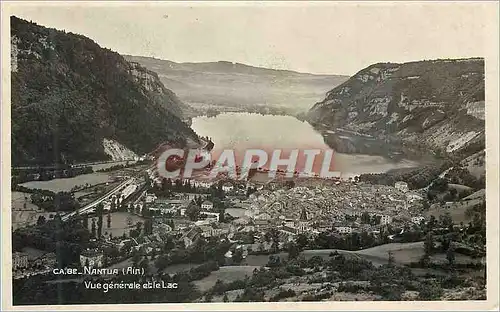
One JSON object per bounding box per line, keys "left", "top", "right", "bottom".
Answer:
{"left": 61, "top": 178, "right": 135, "bottom": 221}
{"left": 60, "top": 158, "right": 157, "bottom": 222}
{"left": 13, "top": 160, "right": 137, "bottom": 171}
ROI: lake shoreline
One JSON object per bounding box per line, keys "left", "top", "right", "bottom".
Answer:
{"left": 191, "top": 112, "right": 424, "bottom": 177}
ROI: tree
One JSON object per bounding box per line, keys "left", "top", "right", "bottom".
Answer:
{"left": 36, "top": 215, "right": 46, "bottom": 226}
{"left": 110, "top": 198, "right": 116, "bottom": 212}
{"left": 270, "top": 241, "right": 279, "bottom": 254}
{"left": 428, "top": 215, "right": 437, "bottom": 231}
{"left": 439, "top": 212, "right": 453, "bottom": 230}
{"left": 446, "top": 247, "right": 455, "bottom": 266}
{"left": 232, "top": 248, "right": 243, "bottom": 264}
{"left": 96, "top": 203, "right": 104, "bottom": 239}
{"left": 360, "top": 231, "right": 375, "bottom": 248}
{"left": 418, "top": 280, "right": 443, "bottom": 300}
{"left": 136, "top": 222, "right": 143, "bottom": 234}
{"left": 267, "top": 255, "right": 281, "bottom": 268}
{"left": 371, "top": 215, "right": 382, "bottom": 226}
{"left": 132, "top": 251, "right": 142, "bottom": 267}
{"left": 204, "top": 292, "right": 213, "bottom": 302}
{"left": 348, "top": 232, "right": 361, "bottom": 250}
{"left": 387, "top": 251, "right": 395, "bottom": 267}
{"left": 106, "top": 212, "right": 111, "bottom": 228}
{"left": 129, "top": 229, "right": 140, "bottom": 238}
{"left": 424, "top": 232, "right": 435, "bottom": 256}
{"left": 287, "top": 242, "right": 300, "bottom": 260}
{"left": 219, "top": 210, "right": 225, "bottom": 223}
{"left": 82, "top": 215, "right": 89, "bottom": 229}
{"left": 422, "top": 200, "right": 430, "bottom": 210}
{"left": 264, "top": 232, "right": 272, "bottom": 243}
{"left": 212, "top": 279, "right": 226, "bottom": 295}
{"left": 308, "top": 255, "right": 324, "bottom": 268}
{"left": 168, "top": 219, "right": 175, "bottom": 230}
{"left": 163, "top": 236, "right": 175, "bottom": 252}
{"left": 361, "top": 212, "right": 371, "bottom": 224}
{"left": 155, "top": 255, "right": 169, "bottom": 272}
{"left": 91, "top": 218, "right": 96, "bottom": 238}
{"left": 441, "top": 236, "right": 451, "bottom": 252}
{"left": 142, "top": 202, "right": 149, "bottom": 217}
{"left": 195, "top": 196, "right": 203, "bottom": 206}
{"left": 186, "top": 203, "right": 201, "bottom": 221}
{"left": 296, "top": 234, "right": 309, "bottom": 250}
{"left": 139, "top": 257, "right": 150, "bottom": 274}
{"left": 144, "top": 218, "right": 153, "bottom": 235}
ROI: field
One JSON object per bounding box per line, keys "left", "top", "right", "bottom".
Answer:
{"left": 425, "top": 198, "right": 483, "bottom": 223}
{"left": 11, "top": 211, "right": 54, "bottom": 230}
{"left": 244, "top": 252, "right": 289, "bottom": 267}
{"left": 101, "top": 212, "right": 144, "bottom": 238}
{"left": 302, "top": 242, "right": 479, "bottom": 266}
{"left": 11, "top": 192, "right": 53, "bottom": 230}
{"left": 354, "top": 241, "right": 426, "bottom": 264}
{"left": 193, "top": 266, "right": 260, "bottom": 292}
{"left": 11, "top": 192, "right": 40, "bottom": 211}
{"left": 244, "top": 243, "right": 438, "bottom": 267}
{"left": 21, "top": 246, "right": 48, "bottom": 261}
{"left": 20, "top": 172, "right": 112, "bottom": 192}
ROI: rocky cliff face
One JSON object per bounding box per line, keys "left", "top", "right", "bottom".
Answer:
{"left": 11, "top": 16, "right": 198, "bottom": 165}
{"left": 307, "top": 58, "right": 485, "bottom": 159}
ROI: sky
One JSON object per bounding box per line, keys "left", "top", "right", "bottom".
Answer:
{"left": 6, "top": 1, "right": 492, "bottom": 75}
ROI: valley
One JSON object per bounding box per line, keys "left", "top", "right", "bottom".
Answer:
{"left": 8, "top": 15, "right": 487, "bottom": 306}
{"left": 124, "top": 55, "right": 349, "bottom": 117}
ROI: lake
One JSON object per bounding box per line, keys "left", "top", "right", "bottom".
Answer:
{"left": 191, "top": 113, "right": 418, "bottom": 177}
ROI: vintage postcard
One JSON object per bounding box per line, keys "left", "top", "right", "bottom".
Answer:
{"left": 1, "top": 1, "right": 499, "bottom": 311}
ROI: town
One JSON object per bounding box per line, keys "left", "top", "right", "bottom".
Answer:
{"left": 11, "top": 152, "right": 487, "bottom": 303}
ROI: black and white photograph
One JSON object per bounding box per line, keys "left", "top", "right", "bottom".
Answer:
{"left": 1, "top": 1, "right": 498, "bottom": 310}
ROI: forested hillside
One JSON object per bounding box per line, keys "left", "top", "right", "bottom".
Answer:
{"left": 11, "top": 16, "right": 198, "bottom": 165}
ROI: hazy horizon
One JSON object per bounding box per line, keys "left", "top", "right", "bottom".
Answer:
{"left": 124, "top": 55, "right": 349, "bottom": 76}
{"left": 5, "top": 2, "right": 490, "bottom": 75}
{"left": 124, "top": 54, "right": 485, "bottom": 77}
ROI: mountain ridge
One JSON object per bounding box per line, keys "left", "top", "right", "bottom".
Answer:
{"left": 124, "top": 55, "right": 349, "bottom": 114}
{"left": 11, "top": 16, "right": 199, "bottom": 166}
{"left": 307, "top": 57, "right": 485, "bottom": 160}
{"left": 124, "top": 55, "right": 344, "bottom": 78}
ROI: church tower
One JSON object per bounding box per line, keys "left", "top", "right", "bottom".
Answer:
{"left": 298, "top": 207, "right": 309, "bottom": 233}
{"left": 299, "top": 207, "right": 308, "bottom": 221}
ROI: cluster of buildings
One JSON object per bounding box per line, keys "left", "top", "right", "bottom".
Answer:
{"left": 244, "top": 181, "right": 427, "bottom": 234}
{"left": 13, "top": 176, "right": 431, "bottom": 276}
{"left": 12, "top": 250, "right": 57, "bottom": 279}
{"left": 80, "top": 248, "right": 105, "bottom": 267}
{"left": 120, "top": 179, "right": 430, "bottom": 257}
